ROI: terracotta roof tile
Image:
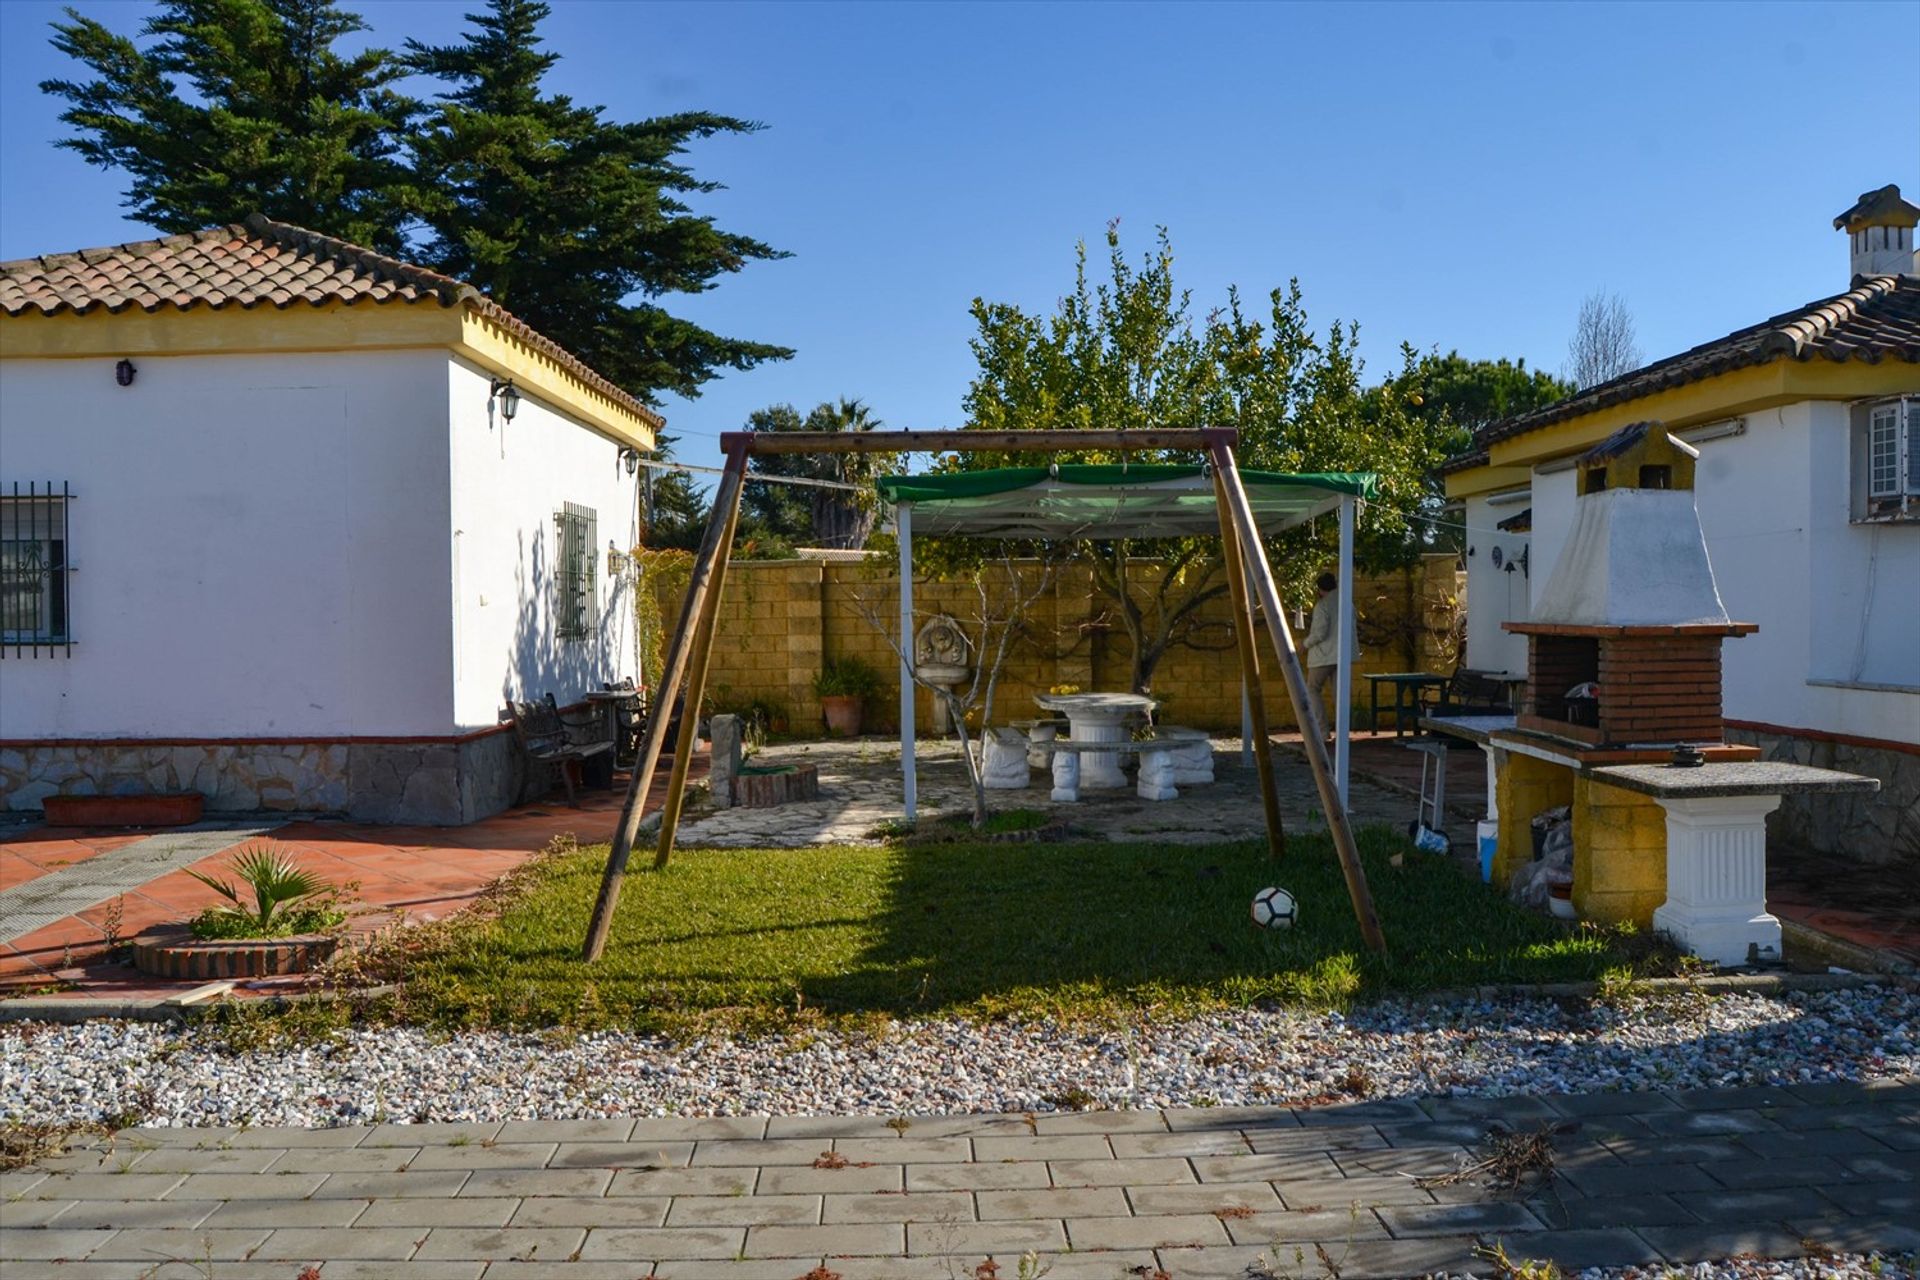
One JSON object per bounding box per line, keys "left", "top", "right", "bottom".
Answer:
{"left": 1441, "top": 274, "right": 1920, "bottom": 473}
{"left": 0, "top": 212, "right": 662, "bottom": 429}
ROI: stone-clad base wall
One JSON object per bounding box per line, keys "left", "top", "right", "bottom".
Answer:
{"left": 1, "top": 731, "right": 523, "bottom": 826}
{"left": 1724, "top": 725, "right": 1920, "bottom": 866}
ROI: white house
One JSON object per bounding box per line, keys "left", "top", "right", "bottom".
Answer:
{"left": 1445, "top": 185, "right": 1920, "bottom": 862}
{"left": 0, "top": 214, "right": 657, "bottom": 823}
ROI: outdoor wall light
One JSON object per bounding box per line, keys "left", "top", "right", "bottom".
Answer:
{"left": 114, "top": 358, "right": 137, "bottom": 386}
{"left": 489, "top": 377, "right": 521, "bottom": 423}
{"left": 619, "top": 447, "right": 641, "bottom": 476}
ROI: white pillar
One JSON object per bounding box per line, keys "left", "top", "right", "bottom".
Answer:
{"left": 1240, "top": 679, "right": 1254, "bottom": 768}
{"left": 1650, "top": 794, "right": 1784, "bottom": 967}
{"left": 1335, "top": 494, "right": 1355, "bottom": 811}
{"left": 897, "top": 503, "right": 916, "bottom": 822}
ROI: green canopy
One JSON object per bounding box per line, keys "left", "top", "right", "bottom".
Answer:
{"left": 876, "top": 464, "right": 1377, "bottom": 539}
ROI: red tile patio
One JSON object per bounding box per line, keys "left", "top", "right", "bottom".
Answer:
{"left": 0, "top": 760, "right": 702, "bottom": 1003}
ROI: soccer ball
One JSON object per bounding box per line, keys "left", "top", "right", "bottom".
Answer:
{"left": 1251, "top": 886, "right": 1297, "bottom": 929}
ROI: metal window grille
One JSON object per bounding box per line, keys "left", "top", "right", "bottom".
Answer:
{"left": 1867, "top": 398, "right": 1920, "bottom": 509}
{"left": 1, "top": 481, "right": 74, "bottom": 658}
{"left": 555, "top": 502, "right": 598, "bottom": 640}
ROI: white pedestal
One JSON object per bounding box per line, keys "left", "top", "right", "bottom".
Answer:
{"left": 1072, "top": 715, "right": 1131, "bottom": 789}
{"left": 1051, "top": 751, "right": 1081, "bottom": 803}
{"left": 1650, "top": 794, "right": 1783, "bottom": 967}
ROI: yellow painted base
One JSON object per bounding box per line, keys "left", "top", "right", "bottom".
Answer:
{"left": 1572, "top": 776, "right": 1669, "bottom": 926}
{"left": 1493, "top": 753, "right": 1575, "bottom": 888}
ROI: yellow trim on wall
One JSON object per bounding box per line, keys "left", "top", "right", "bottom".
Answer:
{"left": 1446, "top": 465, "right": 1533, "bottom": 501}
{"left": 0, "top": 298, "right": 459, "bottom": 358}
{"left": 455, "top": 312, "right": 655, "bottom": 451}
{"left": 0, "top": 299, "right": 658, "bottom": 452}
{"left": 1445, "top": 358, "right": 1920, "bottom": 497}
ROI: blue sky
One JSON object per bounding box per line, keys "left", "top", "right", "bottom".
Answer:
{"left": 2, "top": 1, "right": 1915, "bottom": 477}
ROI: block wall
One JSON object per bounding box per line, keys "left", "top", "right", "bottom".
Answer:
{"left": 660, "top": 555, "right": 1464, "bottom": 737}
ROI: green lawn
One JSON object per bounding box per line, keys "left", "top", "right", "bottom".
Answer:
{"left": 377, "top": 827, "right": 1665, "bottom": 1034}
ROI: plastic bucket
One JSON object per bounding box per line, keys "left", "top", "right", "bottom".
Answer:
{"left": 1476, "top": 819, "right": 1498, "bottom": 883}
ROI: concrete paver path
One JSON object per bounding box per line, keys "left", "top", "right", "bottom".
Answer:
{"left": 4, "top": 1081, "right": 1916, "bottom": 1278}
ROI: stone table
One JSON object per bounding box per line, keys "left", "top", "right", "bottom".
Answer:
{"left": 1590, "top": 761, "right": 1881, "bottom": 967}
{"left": 1033, "top": 692, "right": 1156, "bottom": 790}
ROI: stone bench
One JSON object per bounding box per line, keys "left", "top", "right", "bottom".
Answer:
{"left": 1035, "top": 735, "right": 1188, "bottom": 803}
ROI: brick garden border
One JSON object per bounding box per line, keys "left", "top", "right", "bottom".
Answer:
{"left": 128, "top": 924, "right": 340, "bottom": 981}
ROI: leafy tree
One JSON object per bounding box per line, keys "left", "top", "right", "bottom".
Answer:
{"left": 404, "top": 0, "right": 793, "bottom": 401}
{"left": 744, "top": 398, "right": 900, "bottom": 549}
{"left": 1386, "top": 349, "right": 1573, "bottom": 548}
{"left": 955, "top": 224, "right": 1449, "bottom": 693}
{"left": 1391, "top": 349, "right": 1571, "bottom": 440}
{"left": 41, "top": 0, "right": 419, "bottom": 253}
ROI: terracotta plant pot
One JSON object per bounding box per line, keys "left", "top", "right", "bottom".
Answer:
{"left": 821, "top": 694, "right": 863, "bottom": 738}
{"left": 43, "top": 793, "right": 204, "bottom": 828}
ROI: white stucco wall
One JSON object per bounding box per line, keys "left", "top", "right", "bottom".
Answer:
{"left": 1798, "top": 400, "right": 1920, "bottom": 744}
{"left": 446, "top": 357, "right": 641, "bottom": 731}
{"left": 1526, "top": 464, "right": 1579, "bottom": 621}
{"left": 1690, "top": 406, "right": 1818, "bottom": 733}
{"left": 0, "top": 350, "right": 454, "bottom": 738}
{"left": 1505, "top": 402, "right": 1918, "bottom": 747}
{"left": 1462, "top": 492, "right": 1529, "bottom": 676}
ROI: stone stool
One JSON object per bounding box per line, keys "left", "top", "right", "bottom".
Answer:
{"left": 1160, "top": 725, "right": 1214, "bottom": 785}
{"left": 981, "top": 728, "right": 1031, "bottom": 790}
{"left": 1136, "top": 746, "right": 1180, "bottom": 802}
{"left": 1050, "top": 750, "right": 1081, "bottom": 803}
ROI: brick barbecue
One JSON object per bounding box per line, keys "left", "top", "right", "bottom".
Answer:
{"left": 1504, "top": 422, "right": 1760, "bottom": 761}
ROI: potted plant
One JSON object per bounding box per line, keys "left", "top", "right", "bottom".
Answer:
{"left": 814, "top": 657, "right": 882, "bottom": 737}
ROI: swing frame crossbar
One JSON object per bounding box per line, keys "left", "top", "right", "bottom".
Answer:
{"left": 580, "top": 427, "right": 1385, "bottom": 961}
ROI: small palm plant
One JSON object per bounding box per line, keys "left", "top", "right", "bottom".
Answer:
{"left": 186, "top": 843, "right": 347, "bottom": 939}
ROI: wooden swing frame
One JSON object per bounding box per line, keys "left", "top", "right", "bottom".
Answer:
{"left": 581, "top": 427, "right": 1386, "bottom": 961}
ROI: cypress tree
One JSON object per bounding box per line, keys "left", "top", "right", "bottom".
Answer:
{"left": 405, "top": 0, "right": 793, "bottom": 401}
{"left": 42, "top": 0, "right": 419, "bottom": 253}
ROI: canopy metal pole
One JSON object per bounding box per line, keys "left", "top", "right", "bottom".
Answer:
{"left": 898, "top": 503, "right": 917, "bottom": 822}
{"left": 1336, "top": 494, "right": 1355, "bottom": 810}
{"left": 1211, "top": 443, "right": 1386, "bottom": 953}
{"left": 1240, "top": 683, "right": 1253, "bottom": 769}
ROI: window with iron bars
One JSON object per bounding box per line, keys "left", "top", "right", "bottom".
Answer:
{"left": 2, "top": 481, "right": 74, "bottom": 657}
{"left": 1857, "top": 397, "right": 1919, "bottom": 522}
{"left": 555, "top": 502, "right": 598, "bottom": 640}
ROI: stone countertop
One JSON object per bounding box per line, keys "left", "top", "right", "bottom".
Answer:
{"left": 1591, "top": 761, "right": 1882, "bottom": 800}
{"left": 1419, "top": 715, "right": 1517, "bottom": 744}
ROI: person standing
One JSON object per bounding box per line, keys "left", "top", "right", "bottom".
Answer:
{"left": 1303, "top": 571, "right": 1344, "bottom": 743}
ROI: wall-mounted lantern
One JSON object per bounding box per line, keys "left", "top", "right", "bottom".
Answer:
{"left": 115, "top": 359, "right": 137, "bottom": 386}
{"left": 619, "top": 447, "right": 641, "bottom": 476}
{"left": 489, "top": 377, "right": 521, "bottom": 423}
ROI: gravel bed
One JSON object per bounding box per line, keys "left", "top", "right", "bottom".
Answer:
{"left": 3, "top": 985, "right": 1915, "bottom": 1128}
{"left": 1555, "top": 1260, "right": 1914, "bottom": 1280}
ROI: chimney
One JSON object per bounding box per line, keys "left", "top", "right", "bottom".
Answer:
{"left": 1833, "top": 184, "right": 1920, "bottom": 279}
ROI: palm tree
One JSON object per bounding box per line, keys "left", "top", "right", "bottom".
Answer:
{"left": 745, "top": 398, "right": 901, "bottom": 549}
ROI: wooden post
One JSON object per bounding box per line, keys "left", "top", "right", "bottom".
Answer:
{"left": 653, "top": 459, "right": 747, "bottom": 869}
{"left": 582, "top": 443, "right": 749, "bottom": 961}
{"left": 1213, "top": 466, "right": 1286, "bottom": 862}
{"left": 1211, "top": 444, "right": 1387, "bottom": 953}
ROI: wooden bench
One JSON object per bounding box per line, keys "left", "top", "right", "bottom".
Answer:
{"left": 510, "top": 693, "right": 615, "bottom": 807}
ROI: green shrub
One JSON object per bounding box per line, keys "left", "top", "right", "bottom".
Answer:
{"left": 813, "top": 656, "right": 883, "bottom": 699}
